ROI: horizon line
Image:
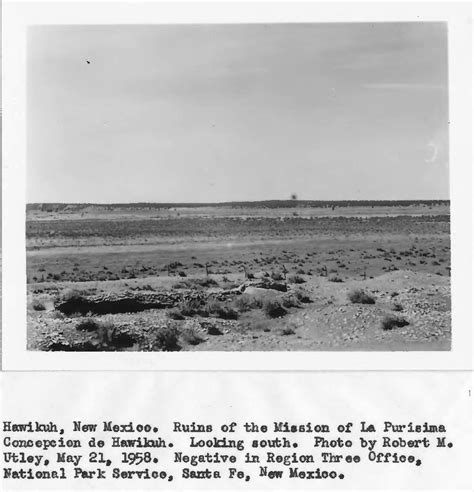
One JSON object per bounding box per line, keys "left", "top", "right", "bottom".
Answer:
{"left": 27, "top": 198, "right": 450, "bottom": 206}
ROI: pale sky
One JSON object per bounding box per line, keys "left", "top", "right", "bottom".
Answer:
{"left": 27, "top": 23, "right": 449, "bottom": 203}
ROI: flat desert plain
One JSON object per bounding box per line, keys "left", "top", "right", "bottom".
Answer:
{"left": 26, "top": 201, "right": 451, "bottom": 352}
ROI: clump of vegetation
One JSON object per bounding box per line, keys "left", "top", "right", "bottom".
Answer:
{"left": 348, "top": 289, "right": 375, "bottom": 304}
{"left": 205, "top": 323, "right": 223, "bottom": 336}
{"left": 153, "top": 325, "right": 181, "bottom": 351}
{"left": 32, "top": 300, "right": 46, "bottom": 311}
{"left": 167, "top": 309, "right": 185, "bottom": 320}
{"left": 281, "top": 294, "right": 300, "bottom": 308}
{"left": 381, "top": 314, "right": 409, "bottom": 330}
{"left": 221, "top": 277, "right": 240, "bottom": 289}
{"left": 392, "top": 303, "right": 404, "bottom": 312}
{"left": 72, "top": 320, "right": 137, "bottom": 351}
{"left": 262, "top": 299, "right": 287, "bottom": 318}
{"left": 61, "top": 288, "right": 85, "bottom": 303}
{"left": 234, "top": 294, "right": 263, "bottom": 312}
{"left": 173, "top": 277, "right": 218, "bottom": 290}
{"left": 293, "top": 288, "right": 312, "bottom": 303}
{"left": 172, "top": 280, "right": 193, "bottom": 289}
{"left": 288, "top": 274, "right": 305, "bottom": 284}
{"left": 76, "top": 319, "right": 100, "bottom": 331}
{"left": 279, "top": 326, "right": 296, "bottom": 336}
{"left": 259, "top": 278, "right": 288, "bottom": 292}
{"left": 206, "top": 301, "right": 239, "bottom": 320}
{"left": 328, "top": 274, "right": 343, "bottom": 283}
{"left": 270, "top": 271, "right": 285, "bottom": 281}
{"left": 177, "top": 298, "right": 204, "bottom": 317}
{"left": 96, "top": 321, "right": 119, "bottom": 347}
{"left": 181, "top": 329, "right": 205, "bottom": 346}
{"left": 176, "top": 298, "right": 238, "bottom": 320}
{"left": 281, "top": 287, "right": 312, "bottom": 308}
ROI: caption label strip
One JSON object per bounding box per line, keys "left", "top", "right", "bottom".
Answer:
{"left": 2, "top": 420, "right": 454, "bottom": 484}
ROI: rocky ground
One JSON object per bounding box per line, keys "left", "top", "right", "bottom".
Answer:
{"left": 27, "top": 270, "right": 450, "bottom": 352}
{"left": 26, "top": 205, "right": 451, "bottom": 352}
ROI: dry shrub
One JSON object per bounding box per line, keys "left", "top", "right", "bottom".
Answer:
{"left": 172, "top": 279, "right": 193, "bottom": 289}
{"left": 177, "top": 298, "right": 238, "bottom": 320}
{"left": 74, "top": 320, "right": 137, "bottom": 351}
{"left": 234, "top": 294, "right": 263, "bottom": 312}
{"left": 221, "top": 275, "right": 241, "bottom": 288}
{"left": 381, "top": 314, "right": 409, "bottom": 330}
{"left": 205, "top": 323, "right": 223, "bottom": 336}
{"left": 193, "top": 277, "right": 218, "bottom": 288}
{"left": 153, "top": 326, "right": 181, "bottom": 351}
{"left": 167, "top": 309, "right": 185, "bottom": 320}
{"left": 206, "top": 301, "right": 239, "bottom": 320}
{"left": 270, "top": 271, "right": 285, "bottom": 281}
{"left": 348, "top": 289, "right": 375, "bottom": 304}
{"left": 181, "top": 329, "right": 205, "bottom": 346}
{"left": 260, "top": 278, "right": 288, "bottom": 292}
{"left": 177, "top": 298, "right": 203, "bottom": 317}
{"left": 173, "top": 277, "right": 218, "bottom": 289}
{"left": 96, "top": 321, "right": 119, "bottom": 346}
{"left": 281, "top": 295, "right": 300, "bottom": 309}
{"left": 293, "top": 289, "right": 312, "bottom": 303}
{"left": 328, "top": 274, "right": 343, "bottom": 283}
{"left": 76, "top": 319, "right": 100, "bottom": 331}
{"left": 288, "top": 274, "right": 305, "bottom": 284}
{"left": 281, "top": 288, "right": 312, "bottom": 308}
{"left": 279, "top": 326, "right": 296, "bottom": 336}
{"left": 32, "top": 300, "right": 46, "bottom": 311}
{"left": 61, "top": 288, "right": 85, "bottom": 302}
{"left": 262, "top": 299, "right": 287, "bottom": 318}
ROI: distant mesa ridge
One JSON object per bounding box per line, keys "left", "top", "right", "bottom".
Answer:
{"left": 26, "top": 200, "right": 450, "bottom": 212}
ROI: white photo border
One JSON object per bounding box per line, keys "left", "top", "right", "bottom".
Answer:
{"left": 2, "top": 1, "right": 472, "bottom": 371}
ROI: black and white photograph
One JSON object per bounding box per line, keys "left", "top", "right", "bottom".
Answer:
{"left": 25, "top": 22, "right": 451, "bottom": 353}
{"left": 1, "top": 3, "right": 473, "bottom": 491}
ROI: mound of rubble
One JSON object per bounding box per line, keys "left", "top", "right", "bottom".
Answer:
{"left": 55, "top": 277, "right": 288, "bottom": 316}
{"left": 55, "top": 290, "right": 204, "bottom": 315}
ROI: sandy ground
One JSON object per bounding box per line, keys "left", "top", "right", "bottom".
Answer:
{"left": 27, "top": 270, "right": 450, "bottom": 352}
{"left": 26, "top": 205, "right": 451, "bottom": 352}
